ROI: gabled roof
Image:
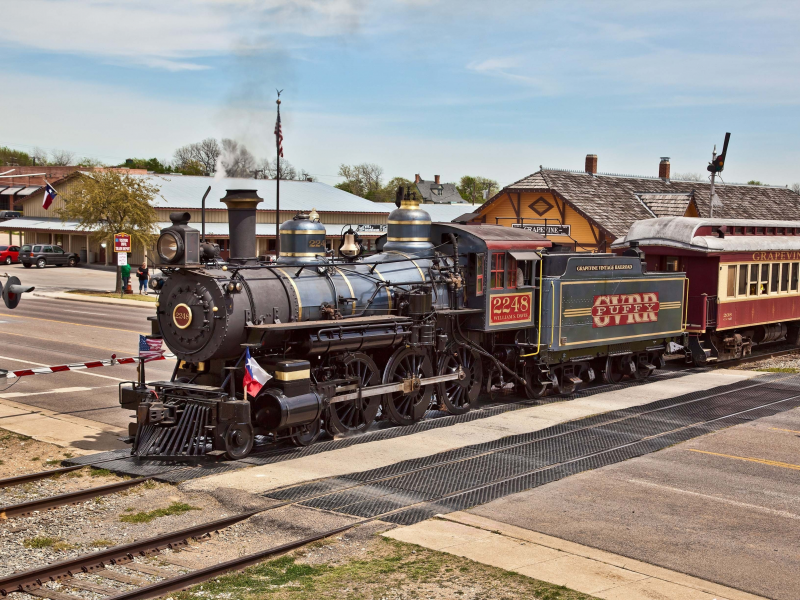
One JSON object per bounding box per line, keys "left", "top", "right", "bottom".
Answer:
{"left": 414, "top": 179, "right": 465, "bottom": 204}
{"left": 636, "top": 192, "right": 696, "bottom": 217}
{"left": 485, "top": 169, "right": 800, "bottom": 239}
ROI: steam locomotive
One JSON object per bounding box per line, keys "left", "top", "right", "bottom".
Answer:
{"left": 122, "top": 188, "right": 687, "bottom": 460}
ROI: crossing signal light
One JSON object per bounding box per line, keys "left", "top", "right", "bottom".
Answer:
{"left": 707, "top": 132, "right": 731, "bottom": 174}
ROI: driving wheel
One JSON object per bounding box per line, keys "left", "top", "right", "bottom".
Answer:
{"left": 603, "top": 356, "right": 625, "bottom": 384}
{"left": 326, "top": 353, "right": 382, "bottom": 435}
{"left": 523, "top": 363, "right": 548, "bottom": 400}
{"left": 437, "top": 345, "right": 482, "bottom": 415}
{"left": 223, "top": 424, "right": 253, "bottom": 460}
{"left": 382, "top": 347, "right": 433, "bottom": 426}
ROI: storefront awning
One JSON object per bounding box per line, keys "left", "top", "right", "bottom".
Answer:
{"left": 0, "top": 187, "right": 23, "bottom": 195}
{"left": 17, "top": 187, "right": 41, "bottom": 196}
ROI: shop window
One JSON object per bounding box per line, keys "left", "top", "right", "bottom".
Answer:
{"left": 792, "top": 263, "right": 799, "bottom": 292}
{"left": 781, "top": 263, "right": 790, "bottom": 292}
{"left": 491, "top": 253, "right": 505, "bottom": 289}
{"left": 726, "top": 265, "right": 736, "bottom": 297}
{"left": 507, "top": 257, "right": 517, "bottom": 288}
{"left": 771, "top": 263, "right": 779, "bottom": 292}
{"left": 738, "top": 265, "right": 748, "bottom": 296}
{"left": 665, "top": 256, "right": 679, "bottom": 272}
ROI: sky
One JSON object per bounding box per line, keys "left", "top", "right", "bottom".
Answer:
{"left": 2, "top": 0, "right": 800, "bottom": 189}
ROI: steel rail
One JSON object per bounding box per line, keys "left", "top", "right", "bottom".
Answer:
{"left": 0, "top": 477, "right": 153, "bottom": 520}
{"left": 105, "top": 390, "right": 800, "bottom": 600}
{"left": 3, "top": 373, "right": 794, "bottom": 597}
{"left": 0, "top": 465, "right": 85, "bottom": 489}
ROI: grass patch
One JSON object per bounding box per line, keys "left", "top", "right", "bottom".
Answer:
{"left": 120, "top": 502, "right": 201, "bottom": 524}
{"left": 0, "top": 459, "right": 4, "bottom": 466}
{"left": 90, "top": 539, "right": 115, "bottom": 547}
{"left": 30, "top": 456, "right": 40, "bottom": 462}
{"left": 66, "top": 290, "right": 158, "bottom": 303}
{"left": 44, "top": 459, "right": 62, "bottom": 466}
{"left": 172, "top": 536, "right": 598, "bottom": 600}
{"left": 90, "top": 467, "right": 112, "bottom": 477}
{"left": 63, "top": 453, "right": 74, "bottom": 459}
{"left": 24, "top": 536, "right": 58, "bottom": 549}
{"left": 756, "top": 367, "right": 800, "bottom": 373}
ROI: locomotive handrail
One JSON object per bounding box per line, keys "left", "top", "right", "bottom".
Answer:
{"left": 315, "top": 321, "right": 411, "bottom": 341}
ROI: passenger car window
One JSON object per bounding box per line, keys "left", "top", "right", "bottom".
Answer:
{"left": 738, "top": 265, "right": 748, "bottom": 296}
{"left": 33, "top": 245, "right": 42, "bottom": 252}
{"left": 760, "top": 264, "right": 770, "bottom": 295}
{"left": 9, "top": 246, "right": 18, "bottom": 251}
{"left": 793, "top": 263, "right": 799, "bottom": 292}
{"left": 771, "top": 263, "right": 780, "bottom": 293}
{"left": 749, "top": 264, "right": 759, "bottom": 296}
{"left": 781, "top": 263, "right": 790, "bottom": 292}
{"left": 43, "top": 246, "right": 53, "bottom": 253}
{"left": 726, "top": 265, "right": 736, "bottom": 297}
{"left": 53, "top": 247, "right": 64, "bottom": 254}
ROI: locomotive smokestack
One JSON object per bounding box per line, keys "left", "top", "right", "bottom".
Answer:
{"left": 221, "top": 189, "right": 263, "bottom": 264}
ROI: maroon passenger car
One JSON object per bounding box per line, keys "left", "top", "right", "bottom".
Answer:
{"left": 614, "top": 217, "right": 800, "bottom": 365}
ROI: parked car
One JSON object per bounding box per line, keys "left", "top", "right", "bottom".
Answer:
{"left": 0, "top": 245, "right": 20, "bottom": 265}
{"left": 19, "top": 245, "right": 80, "bottom": 268}
{"left": 0, "top": 211, "right": 22, "bottom": 220}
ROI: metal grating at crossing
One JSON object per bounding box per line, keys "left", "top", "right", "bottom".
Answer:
{"left": 64, "top": 368, "right": 696, "bottom": 480}
{"left": 263, "top": 374, "right": 800, "bottom": 526}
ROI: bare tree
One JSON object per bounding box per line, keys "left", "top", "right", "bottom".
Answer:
{"left": 263, "top": 157, "right": 301, "bottom": 180}
{"left": 31, "top": 147, "right": 48, "bottom": 166}
{"left": 50, "top": 149, "right": 75, "bottom": 166}
{"left": 219, "top": 139, "right": 256, "bottom": 178}
{"left": 337, "top": 163, "right": 384, "bottom": 198}
{"left": 173, "top": 144, "right": 196, "bottom": 171}
{"left": 196, "top": 138, "right": 220, "bottom": 175}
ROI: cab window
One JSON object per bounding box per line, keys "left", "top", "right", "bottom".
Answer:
{"left": 507, "top": 257, "right": 517, "bottom": 288}
{"left": 491, "top": 253, "right": 505, "bottom": 289}
{"left": 473, "top": 253, "right": 484, "bottom": 296}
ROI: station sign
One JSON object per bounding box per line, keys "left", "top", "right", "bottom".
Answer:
{"left": 356, "top": 224, "right": 388, "bottom": 234}
{"left": 512, "top": 223, "right": 571, "bottom": 237}
{"left": 114, "top": 232, "right": 132, "bottom": 253}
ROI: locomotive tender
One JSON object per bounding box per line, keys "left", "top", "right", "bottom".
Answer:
{"left": 122, "top": 188, "right": 686, "bottom": 460}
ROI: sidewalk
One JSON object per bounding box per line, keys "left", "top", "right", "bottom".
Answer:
{"left": 32, "top": 291, "right": 158, "bottom": 307}
{"left": 385, "top": 513, "right": 767, "bottom": 600}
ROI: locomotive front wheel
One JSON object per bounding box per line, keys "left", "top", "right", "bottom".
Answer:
{"left": 326, "top": 353, "right": 382, "bottom": 435}
{"left": 522, "top": 363, "right": 547, "bottom": 399}
{"left": 437, "top": 345, "right": 482, "bottom": 415}
{"left": 382, "top": 348, "right": 433, "bottom": 426}
{"left": 224, "top": 424, "right": 253, "bottom": 460}
{"left": 290, "top": 418, "right": 322, "bottom": 447}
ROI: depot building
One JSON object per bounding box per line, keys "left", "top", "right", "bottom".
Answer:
{"left": 466, "top": 155, "right": 800, "bottom": 252}
{"left": 0, "top": 172, "right": 468, "bottom": 265}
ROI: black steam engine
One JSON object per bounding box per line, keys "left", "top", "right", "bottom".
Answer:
{"left": 122, "top": 187, "right": 686, "bottom": 460}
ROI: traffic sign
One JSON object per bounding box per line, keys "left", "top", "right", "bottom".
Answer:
{"left": 117, "top": 252, "right": 128, "bottom": 266}
{"left": 114, "top": 233, "right": 131, "bottom": 253}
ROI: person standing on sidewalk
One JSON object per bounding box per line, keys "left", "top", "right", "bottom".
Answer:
{"left": 137, "top": 262, "right": 149, "bottom": 295}
{"left": 121, "top": 261, "right": 131, "bottom": 294}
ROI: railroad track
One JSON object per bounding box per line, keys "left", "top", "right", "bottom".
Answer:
{"left": 2, "top": 374, "right": 799, "bottom": 600}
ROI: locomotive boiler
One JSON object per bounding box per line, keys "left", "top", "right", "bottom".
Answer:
{"left": 122, "top": 187, "right": 688, "bottom": 460}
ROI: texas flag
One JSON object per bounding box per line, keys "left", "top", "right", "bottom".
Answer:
{"left": 243, "top": 348, "right": 271, "bottom": 398}
{"left": 42, "top": 182, "right": 58, "bottom": 210}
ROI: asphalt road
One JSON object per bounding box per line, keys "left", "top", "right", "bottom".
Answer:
{"left": 470, "top": 405, "right": 800, "bottom": 600}
{"left": 0, "top": 293, "right": 173, "bottom": 429}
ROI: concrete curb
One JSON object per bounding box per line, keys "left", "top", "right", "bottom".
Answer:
{"left": 32, "top": 291, "right": 158, "bottom": 308}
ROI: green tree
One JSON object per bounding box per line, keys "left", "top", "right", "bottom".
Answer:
{"left": 747, "top": 180, "right": 767, "bottom": 186}
{"left": 0, "top": 146, "right": 34, "bottom": 166}
{"left": 60, "top": 171, "right": 160, "bottom": 293}
{"left": 457, "top": 176, "right": 499, "bottom": 204}
{"left": 337, "top": 163, "right": 383, "bottom": 198}
{"left": 178, "top": 159, "right": 205, "bottom": 176}
{"left": 121, "top": 158, "right": 173, "bottom": 174}
{"left": 370, "top": 176, "right": 414, "bottom": 202}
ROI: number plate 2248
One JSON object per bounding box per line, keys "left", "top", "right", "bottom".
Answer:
{"left": 490, "top": 292, "right": 532, "bottom": 325}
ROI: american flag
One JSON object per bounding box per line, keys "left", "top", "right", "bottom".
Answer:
{"left": 139, "top": 335, "right": 165, "bottom": 362}
{"left": 274, "top": 112, "right": 284, "bottom": 158}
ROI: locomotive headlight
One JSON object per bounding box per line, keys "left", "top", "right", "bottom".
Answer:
{"left": 235, "top": 282, "right": 243, "bottom": 291}
{"left": 157, "top": 231, "right": 183, "bottom": 263}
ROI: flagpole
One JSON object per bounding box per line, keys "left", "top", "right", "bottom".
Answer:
{"left": 275, "top": 91, "right": 282, "bottom": 259}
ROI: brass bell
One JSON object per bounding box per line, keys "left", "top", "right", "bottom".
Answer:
{"left": 340, "top": 231, "right": 360, "bottom": 257}
{"left": 308, "top": 207, "right": 320, "bottom": 222}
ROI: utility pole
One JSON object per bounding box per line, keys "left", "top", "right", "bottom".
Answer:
{"left": 275, "top": 90, "right": 283, "bottom": 259}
